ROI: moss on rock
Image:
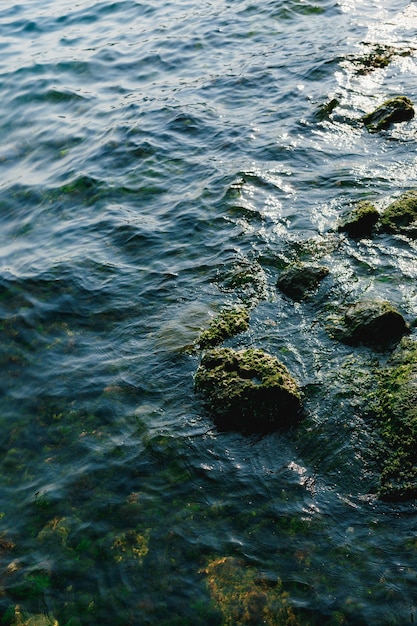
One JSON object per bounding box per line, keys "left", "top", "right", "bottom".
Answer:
{"left": 371, "top": 339, "right": 417, "bottom": 500}
{"left": 330, "top": 300, "right": 409, "bottom": 350}
{"left": 362, "top": 95, "right": 414, "bottom": 132}
{"left": 197, "top": 307, "right": 250, "bottom": 349}
{"left": 380, "top": 189, "right": 417, "bottom": 236}
{"left": 203, "top": 557, "right": 300, "bottom": 626}
{"left": 194, "top": 348, "right": 302, "bottom": 431}
{"left": 276, "top": 263, "right": 329, "bottom": 301}
{"left": 337, "top": 200, "right": 379, "bottom": 238}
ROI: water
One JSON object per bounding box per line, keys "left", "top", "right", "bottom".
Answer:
{"left": 1, "top": 0, "right": 417, "bottom": 623}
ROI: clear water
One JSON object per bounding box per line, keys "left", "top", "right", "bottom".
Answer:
{"left": 1, "top": 0, "right": 417, "bottom": 624}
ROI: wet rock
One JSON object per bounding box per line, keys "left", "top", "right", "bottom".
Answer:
{"left": 314, "top": 97, "right": 339, "bottom": 121}
{"left": 276, "top": 262, "right": 329, "bottom": 301}
{"left": 197, "top": 306, "right": 250, "bottom": 349}
{"left": 372, "top": 339, "right": 417, "bottom": 501}
{"left": 380, "top": 189, "right": 417, "bottom": 237}
{"left": 337, "top": 200, "right": 379, "bottom": 238}
{"left": 194, "top": 347, "right": 302, "bottom": 431}
{"left": 362, "top": 95, "right": 414, "bottom": 132}
{"left": 330, "top": 300, "right": 409, "bottom": 349}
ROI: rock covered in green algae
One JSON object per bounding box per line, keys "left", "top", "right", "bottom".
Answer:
{"left": 371, "top": 339, "right": 417, "bottom": 501}
{"left": 197, "top": 307, "right": 250, "bottom": 349}
{"left": 380, "top": 189, "right": 417, "bottom": 236}
{"left": 330, "top": 300, "right": 409, "bottom": 350}
{"left": 276, "top": 262, "right": 329, "bottom": 301}
{"left": 337, "top": 200, "right": 380, "bottom": 238}
{"left": 194, "top": 347, "right": 302, "bottom": 431}
{"left": 362, "top": 95, "right": 414, "bottom": 132}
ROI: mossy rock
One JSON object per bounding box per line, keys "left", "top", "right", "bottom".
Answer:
{"left": 203, "top": 556, "right": 300, "bottom": 626}
{"left": 6, "top": 606, "right": 59, "bottom": 626}
{"left": 337, "top": 200, "right": 379, "bottom": 238}
{"left": 380, "top": 190, "right": 417, "bottom": 236}
{"left": 276, "top": 263, "right": 329, "bottom": 301}
{"left": 362, "top": 95, "right": 414, "bottom": 132}
{"left": 371, "top": 339, "right": 417, "bottom": 501}
{"left": 330, "top": 300, "right": 409, "bottom": 350}
{"left": 194, "top": 348, "right": 302, "bottom": 432}
{"left": 197, "top": 307, "right": 250, "bottom": 349}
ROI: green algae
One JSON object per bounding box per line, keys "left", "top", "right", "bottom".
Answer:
{"left": 203, "top": 557, "right": 300, "bottom": 626}
{"left": 351, "top": 44, "right": 414, "bottom": 75}
{"left": 370, "top": 338, "right": 417, "bottom": 500}
{"left": 197, "top": 307, "right": 250, "bottom": 349}
{"left": 362, "top": 96, "right": 414, "bottom": 132}
{"left": 379, "top": 189, "right": 417, "bottom": 236}
{"left": 337, "top": 201, "right": 379, "bottom": 239}
{"left": 194, "top": 348, "right": 302, "bottom": 431}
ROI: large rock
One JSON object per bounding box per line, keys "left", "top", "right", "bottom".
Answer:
{"left": 380, "top": 189, "right": 417, "bottom": 237}
{"left": 372, "top": 339, "right": 417, "bottom": 500}
{"left": 194, "top": 347, "right": 302, "bottom": 431}
{"left": 330, "top": 300, "right": 409, "bottom": 349}
{"left": 362, "top": 95, "right": 414, "bottom": 132}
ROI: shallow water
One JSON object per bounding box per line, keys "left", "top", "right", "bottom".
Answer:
{"left": 1, "top": 0, "right": 417, "bottom": 624}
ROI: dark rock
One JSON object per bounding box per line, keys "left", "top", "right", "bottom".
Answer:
{"left": 331, "top": 300, "right": 409, "bottom": 349}
{"left": 337, "top": 200, "right": 379, "bottom": 238}
{"left": 380, "top": 189, "right": 417, "bottom": 237}
{"left": 276, "top": 262, "right": 329, "bottom": 301}
{"left": 362, "top": 95, "right": 414, "bottom": 132}
{"left": 194, "top": 347, "right": 303, "bottom": 431}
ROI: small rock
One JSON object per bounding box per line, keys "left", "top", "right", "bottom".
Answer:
{"left": 337, "top": 200, "right": 379, "bottom": 238}
{"left": 276, "top": 262, "right": 329, "bottom": 301}
{"left": 197, "top": 307, "right": 250, "bottom": 349}
{"left": 363, "top": 95, "right": 414, "bottom": 132}
{"left": 194, "top": 347, "right": 303, "bottom": 431}
{"left": 380, "top": 190, "right": 417, "bottom": 237}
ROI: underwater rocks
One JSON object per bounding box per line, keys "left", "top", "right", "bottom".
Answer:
{"left": 276, "top": 262, "right": 329, "bottom": 301}
{"left": 372, "top": 339, "right": 417, "bottom": 501}
{"left": 337, "top": 200, "right": 379, "bottom": 238}
{"left": 194, "top": 347, "right": 302, "bottom": 432}
{"left": 203, "top": 557, "right": 299, "bottom": 626}
{"left": 330, "top": 300, "right": 409, "bottom": 350}
{"left": 362, "top": 95, "right": 414, "bottom": 132}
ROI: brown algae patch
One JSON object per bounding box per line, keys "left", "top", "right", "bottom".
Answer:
{"left": 203, "top": 557, "right": 300, "bottom": 626}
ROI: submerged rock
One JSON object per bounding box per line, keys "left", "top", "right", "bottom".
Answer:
{"left": 203, "top": 556, "right": 300, "bottom": 626}
{"left": 197, "top": 307, "right": 250, "bottom": 349}
{"left": 276, "top": 262, "right": 329, "bottom": 301}
{"left": 337, "top": 200, "right": 379, "bottom": 238}
{"left": 380, "top": 189, "right": 417, "bottom": 237}
{"left": 362, "top": 95, "right": 414, "bottom": 132}
{"left": 330, "top": 300, "right": 409, "bottom": 349}
{"left": 372, "top": 339, "right": 417, "bottom": 501}
{"left": 194, "top": 347, "right": 302, "bottom": 431}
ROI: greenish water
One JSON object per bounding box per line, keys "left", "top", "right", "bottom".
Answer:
{"left": 0, "top": 0, "right": 417, "bottom": 624}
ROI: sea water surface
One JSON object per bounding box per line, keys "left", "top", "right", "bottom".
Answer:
{"left": 1, "top": 0, "right": 417, "bottom": 624}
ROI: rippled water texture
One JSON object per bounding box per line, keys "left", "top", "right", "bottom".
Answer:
{"left": 1, "top": 0, "right": 417, "bottom": 624}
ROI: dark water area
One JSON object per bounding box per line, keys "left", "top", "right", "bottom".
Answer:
{"left": 1, "top": 0, "right": 417, "bottom": 624}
